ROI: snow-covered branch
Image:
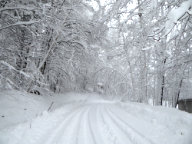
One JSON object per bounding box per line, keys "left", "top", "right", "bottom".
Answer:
{"left": 0, "top": 21, "right": 41, "bottom": 31}
{"left": 164, "top": 0, "right": 192, "bottom": 36}
{"left": 0, "top": 61, "right": 47, "bottom": 86}
{"left": 0, "top": 6, "right": 38, "bottom": 12}
{"left": 0, "top": 61, "right": 30, "bottom": 78}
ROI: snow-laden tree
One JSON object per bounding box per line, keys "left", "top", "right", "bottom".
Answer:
{"left": 0, "top": 0, "right": 42, "bottom": 90}
{"left": 0, "top": 0, "right": 108, "bottom": 93}
{"left": 86, "top": 0, "right": 192, "bottom": 106}
{"left": 0, "top": 0, "right": 191, "bottom": 108}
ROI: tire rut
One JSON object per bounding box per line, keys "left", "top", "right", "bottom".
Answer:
{"left": 99, "top": 105, "right": 127, "bottom": 144}
{"left": 106, "top": 105, "right": 155, "bottom": 144}
{"left": 42, "top": 104, "right": 88, "bottom": 144}
{"left": 54, "top": 106, "right": 89, "bottom": 144}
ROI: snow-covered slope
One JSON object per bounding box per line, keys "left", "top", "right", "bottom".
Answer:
{"left": 0, "top": 90, "right": 49, "bottom": 129}
{"left": 0, "top": 91, "right": 192, "bottom": 144}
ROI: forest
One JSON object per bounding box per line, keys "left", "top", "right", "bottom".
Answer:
{"left": 0, "top": 0, "right": 192, "bottom": 107}
{"left": 0, "top": 0, "right": 192, "bottom": 144}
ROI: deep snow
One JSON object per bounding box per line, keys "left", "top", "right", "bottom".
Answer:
{"left": 0, "top": 90, "right": 192, "bottom": 144}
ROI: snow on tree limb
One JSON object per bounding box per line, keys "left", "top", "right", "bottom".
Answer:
{"left": 0, "top": 6, "right": 38, "bottom": 12}
{"left": 0, "top": 61, "right": 46, "bottom": 86}
{"left": 0, "top": 21, "right": 41, "bottom": 31}
{"left": 164, "top": 0, "right": 192, "bottom": 36}
{"left": 187, "top": 9, "right": 192, "bottom": 15}
{"left": 0, "top": 74, "right": 19, "bottom": 89}
{"left": 150, "top": 0, "right": 192, "bottom": 39}
{"left": 0, "top": 61, "right": 30, "bottom": 78}
{"left": 38, "top": 35, "right": 59, "bottom": 71}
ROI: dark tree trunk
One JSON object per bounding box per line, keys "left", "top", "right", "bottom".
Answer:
{"left": 40, "top": 62, "right": 46, "bottom": 74}
{"left": 175, "top": 79, "right": 183, "bottom": 108}
{"left": 160, "top": 58, "right": 167, "bottom": 105}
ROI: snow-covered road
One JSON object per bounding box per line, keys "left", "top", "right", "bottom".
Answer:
{"left": 0, "top": 92, "right": 192, "bottom": 144}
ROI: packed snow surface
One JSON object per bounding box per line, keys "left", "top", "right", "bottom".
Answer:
{"left": 0, "top": 90, "right": 192, "bottom": 144}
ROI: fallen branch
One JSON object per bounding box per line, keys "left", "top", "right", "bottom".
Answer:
{"left": 47, "top": 102, "right": 54, "bottom": 112}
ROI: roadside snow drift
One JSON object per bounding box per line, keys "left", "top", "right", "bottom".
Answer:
{"left": 0, "top": 90, "right": 49, "bottom": 129}
{"left": 0, "top": 90, "right": 192, "bottom": 144}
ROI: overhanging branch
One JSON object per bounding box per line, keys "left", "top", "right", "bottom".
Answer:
{"left": 0, "top": 20, "right": 41, "bottom": 31}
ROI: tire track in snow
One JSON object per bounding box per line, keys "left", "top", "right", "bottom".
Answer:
{"left": 3, "top": 99, "right": 187, "bottom": 144}
{"left": 87, "top": 105, "right": 97, "bottom": 144}
{"left": 76, "top": 106, "right": 97, "bottom": 144}
{"left": 99, "top": 105, "right": 128, "bottom": 144}
{"left": 62, "top": 106, "right": 90, "bottom": 144}
{"left": 117, "top": 103, "right": 176, "bottom": 136}
{"left": 102, "top": 104, "right": 137, "bottom": 144}
{"left": 87, "top": 104, "right": 112, "bottom": 144}
{"left": 106, "top": 105, "right": 155, "bottom": 144}
{"left": 75, "top": 108, "right": 90, "bottom": 144}
{"left": 53, "top": 112, "right": 85, "bottom": 144}
{"left": 17, "top": 103, "right": 87, "bottom": 144}
{"left": 44, "top": 105, "right": 89, "bottom": 144}
{"left": 96, "top": 105, "right": 116, "bottom": 143}
{"left": 93, "top": 104, "right": 117, "bottom": 144}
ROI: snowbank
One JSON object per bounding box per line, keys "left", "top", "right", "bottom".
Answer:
{"left": 0, "top": 90, "right": 49, "bottom": 129}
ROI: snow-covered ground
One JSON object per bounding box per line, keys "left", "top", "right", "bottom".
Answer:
{"left": 0, "top": 90, "right": 192, "bottom": 144}
{"left": 0, "top": 90, "right": 49, "bottom": 129}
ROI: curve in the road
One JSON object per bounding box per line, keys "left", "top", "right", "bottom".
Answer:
{"left": 0, "top": 101, "right": 191, "bottom": 144}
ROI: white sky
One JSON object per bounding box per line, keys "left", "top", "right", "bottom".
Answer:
{"left": 88, "top": 0, "right": 137, "bottom": 12}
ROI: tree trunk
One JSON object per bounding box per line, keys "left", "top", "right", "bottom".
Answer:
{"left": 160, "top": 58, "right": 167, "bottom": 105}
{"left": 175, "top": 79, "right": 183, "bottom": 108}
